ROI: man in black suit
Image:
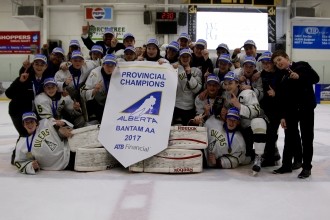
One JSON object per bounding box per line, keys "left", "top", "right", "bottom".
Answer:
{"left": 81, "top": 22, "right": 125, "bottom": 56}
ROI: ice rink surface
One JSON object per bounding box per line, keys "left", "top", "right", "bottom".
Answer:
{"left": 1, "top": 101, "right": 330, "bottom": 220}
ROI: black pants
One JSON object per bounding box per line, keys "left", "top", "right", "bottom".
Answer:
{"left": 241, "top": 127, "right": 254, "bottom": 158}
{"left": 172, "top": 107, "right": 196, "bottom": 126}
{"left": 10, "top": 114, "right": 28, "bottom": 137}
{"left": 65, "top": 151, "right": 76, "bottom": 171}
{"left": 282, "top": 108, "right": 314, "bottom": 170}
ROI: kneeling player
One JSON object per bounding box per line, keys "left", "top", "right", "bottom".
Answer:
{"left": 204, "top": 107, "right": 249, "bottom": 168}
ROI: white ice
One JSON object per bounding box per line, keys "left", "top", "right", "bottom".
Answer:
{"left": 1, "top": 101, "right": 330, "bottom": 220}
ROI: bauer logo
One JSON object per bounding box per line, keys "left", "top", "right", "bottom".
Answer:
{"left": 122, "top": 91, "right": 162, "bottom": 116}
{"left": 85, "top": 7, "right": 113, "bottom": 21}
{"left": 305, "top": 27, "right": 319, "bottom": 35}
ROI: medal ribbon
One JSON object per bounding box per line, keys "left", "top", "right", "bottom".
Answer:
{"left": 52, "top": 100, "right": 58, "bottom": 118}
{"left": 225, "top": 126, "right": 236, "bottom": 153}
{"left": 72, "top": 74, "right": 80, "bottom": 90}
{"left": 207, "top": 98, "right": 213, "bottom": 115}
{"left": 102, "top": 75, "right": 110, "bottom": 93}
{"left": 26, "top": 130, "right": 36, "bottom": 153}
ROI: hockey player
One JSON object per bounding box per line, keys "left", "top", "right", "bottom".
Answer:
{"left": 191, "top": 39, "right": 214, "bottom": 89}
{"left": 115, "top": 33, "right": 136, "bottom": 58}
{"left": 137, "top": 38, "right": 166, "bottom": 62}
{"left": 67, "top": 40, "right": 81, "bottom": 61}
{"left": 231, "top": 40, "right": 262, "bottom": 71}
{"left": 236, "top": 56, "right": 264, "bottom": 101}
{"left": 258, "top": 51, "right": 283, "bottom": 167}
{"left": 54, "top": 50, "right": 98, "bottom": 120}
{"left": 177, "top": 32, "right": 191, "bottom": 49}
{"left": 34, "top": 78, "right": 85, "bottom": 128}
{"left": 116, "top": 46, "right": 137, "bottom": 62}
{"left": 89, "top": 45, "right": 104, "bottom": 61}
{"left": 81, "top": 54, "right": 117, "bottom": 123}
{"left": 14, "top": 112, "right": 74, "bottom": 174}
{"left": 20, "top": 47, "right": 65, "bottom": 78}
{"left": 192, "top": 74, "right": 222, "bottom": 125}
{"left": 214, "top": 53, "right": 232, "bottom": 83}
{"left": 212, "top": 43, "right": 230, "bottom": 68}
{"left": 204, "top": 107, "right": 249, "bottom": 168}
{"left": 222, "top": 71, "right": 267, "bottom": 175}
{"left": 172, "top": 48, "right": 202, "bottom": 125}
{"left": 6, "top": 54, "right": 49, "bottom": 137}
{"left": 164, "top": 41, "right": 180, "bottom": 64}
{"left": 6, "top": 54, "right": 49, "bottom": 165}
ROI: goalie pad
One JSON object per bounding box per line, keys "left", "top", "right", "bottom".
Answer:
{"left": 129, "top": 148, "right": 203, "bottom": 173}
{"left": 68, "top": 124, "right": 102, "bottom": 152}
{"left": 168, "top": 126, "right": 208, "bottom": 150}
{"left": 74, "top": 147, "right": 119, "bottom": 172}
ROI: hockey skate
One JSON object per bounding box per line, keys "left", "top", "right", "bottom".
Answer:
{"left": 252, "top": 155, "right": 262, "bottom": 176}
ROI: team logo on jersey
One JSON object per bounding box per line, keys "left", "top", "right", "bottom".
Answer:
{"left": 122, "top": 91, "right": 162, "bottom": 116}
{"left": 44, "top": 139, "right": 58, "bottom": 151}
{"left": 85, "top": 7, "right": 113, "bottom": 21}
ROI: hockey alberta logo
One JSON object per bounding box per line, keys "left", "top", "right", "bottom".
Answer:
{"left": 122, "top": 91, "right": 162, "bottom": 117}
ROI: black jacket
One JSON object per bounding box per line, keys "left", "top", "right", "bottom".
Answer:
{"left": 81, "top": 36, "right": 125, "bottom": 56}
{"left": 277, "top": 61, "right": 320, "bottom": 118}
{"left": 260, "top": 69, "right": 284, "bottom": 115}
{"left": 5, "top": 74, "right": 46, "bottom": 117}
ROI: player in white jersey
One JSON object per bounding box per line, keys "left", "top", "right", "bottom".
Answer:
{"left": 172, "top": 48, "right": 202, "bottom": 125}
{"left": 192, "top": 74, "right": 222, "bottom": 126}
{"left": 34, "top": 78, "right": 85, "bottom": 128}
{"left": 55, "top": 50, "right": 98, "bottom": 120}
{"left": 55, "top": 50, "right": 98, "bottom": 100}
{"left": 80, "top": 54, "right": 117, "bottom": 123}
{"left": 14, "top": 112, "right": 74, "bottom": 174}
{"left": 204, "top": 107, "right": 249, "bottom": 168}
{"left": 222, "top": 71, "right": 267, "bottom": 175}
{"left": 235, "top": 56, "right": 264, "bottom": 101}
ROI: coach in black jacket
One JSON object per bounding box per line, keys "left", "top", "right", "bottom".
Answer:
{"left": 81, "top": 23, "right": 124, "bottom": 56}
{"left": 271, "top": 50, "right": 320, "bottom": 179}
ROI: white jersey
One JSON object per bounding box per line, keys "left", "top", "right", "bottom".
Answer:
{"left": 14, "top": 119, "right": 71, "bottom": 174}
{"left": 195, "top": 96, "right": 216, "bottom": 116}
{"left": 54, "top": 60, "right": 98, "bottom": 95}
{"left": 175, "top": 65, "right": 202, "bottom": 110}
{"left": 80, "top": 66, "right": 108, "bottom": 106}
{"left": 204, "top": 115, "right": 246, "bottom": 168}
{"left": 223, "top": 89, "right": 263, "bottom": 129}
{"left": 234, "top": 68, "right": 264, "bottom": 101}
{"left": 34, "top": 92, "right": 82, "bottom": 120}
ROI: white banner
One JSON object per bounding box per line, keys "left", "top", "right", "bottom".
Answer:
{"left": 99, "top": 61, "right": 178, "bottom": 167}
